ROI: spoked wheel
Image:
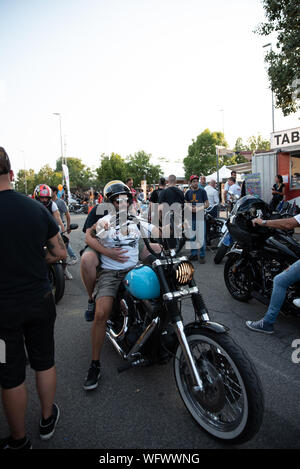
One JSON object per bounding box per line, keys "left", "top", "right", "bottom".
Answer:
{"left": 224, "top": 254, "right": 252, "bottom": 301}
{"left": 174, "top": 328, "right": 264, "bottom": 443}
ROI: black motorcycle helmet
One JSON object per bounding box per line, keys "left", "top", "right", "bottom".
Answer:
{"left": 228, "top": 196, "right": 271, "bottom": 247}
{"left": 103, "top": 180, "right": 132, "bottom": 203}
{"left": 231, "top": 195, "right": 271, "bottom": 218}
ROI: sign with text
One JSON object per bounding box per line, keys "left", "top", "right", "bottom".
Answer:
{"left": 271, "top": 127, "right": 300, "bottom": 149}
{"left": 245, "top": 173, "right": 262, "bottom": 198}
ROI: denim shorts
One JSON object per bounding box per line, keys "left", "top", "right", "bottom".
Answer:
{"left": 0, "top": 292, "right": 56, "bottom": 389}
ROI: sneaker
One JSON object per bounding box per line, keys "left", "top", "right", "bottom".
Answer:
{"left": 199, "top": 257, "right": 206, "bottom": 264}
{"left": 188, "top": 255, "right": 198, "bottom": 261}
{"left": 293, "top": 298, "right": 300, "bottom": 308}
{"left": 83, "top": 362, "right": 101, "bottom": 391}
{"left": 64, "top": 268, "right": 73, "bottom": 280}
{"left": 67, "top": 256, "right": 78, "bottom": 266}
{"left": 85, "top": 300, "right": 95, "bottom": 322}
{"left": 245, "top": 319, "right": 274, "bottom": 334}
{"left": 0, "top": 435, "right": 32, "bottom": 449}
{"left": 39, "top": 403, "right": 60, "bottom": 441}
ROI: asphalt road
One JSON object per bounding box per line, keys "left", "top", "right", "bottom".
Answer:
{"left": 2, "top": 213, "right": 300, "bottom": 450}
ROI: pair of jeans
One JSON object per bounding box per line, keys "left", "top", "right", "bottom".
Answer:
{"left": 191, "top": 217, "right": 206, "bottom": 258}
{"left": 264, "top": 259, "right": 300, "bottom": 325}
{"left": 67, "top": 243, "right": 76, "bottom": 259}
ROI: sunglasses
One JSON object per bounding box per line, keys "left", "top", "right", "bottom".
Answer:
{"left": 114, "top": 197, "right": 129, "bottom": 204}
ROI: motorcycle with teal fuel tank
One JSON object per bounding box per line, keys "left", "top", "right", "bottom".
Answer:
{"left": 104, "top": 213, "right": 264, "bottom": 443}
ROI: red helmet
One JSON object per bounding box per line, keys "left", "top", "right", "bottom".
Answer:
{"left": 34, "top": 184, "right": 52, "bottom": 207}
{"left": 190, "top": 175, "right": 199, "bottom": 182}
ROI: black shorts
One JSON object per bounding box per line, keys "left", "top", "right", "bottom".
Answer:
{"left": 0, "top": 292, "right": 56, "bottom": 389}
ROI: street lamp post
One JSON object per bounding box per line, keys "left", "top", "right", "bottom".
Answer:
{"left": 263, "top": 43, "right": 275, "bottom": 133}
{"left": 53, "top": 112, "right": 65, "bottom": 178}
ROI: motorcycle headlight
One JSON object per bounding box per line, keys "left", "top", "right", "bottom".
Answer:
{"left": 174, "top": 261, "right": 195, "bottom": 286}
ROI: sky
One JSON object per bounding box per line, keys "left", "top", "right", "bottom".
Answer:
{"left": 0, "top": 0, "right": 299, "bottom": 178}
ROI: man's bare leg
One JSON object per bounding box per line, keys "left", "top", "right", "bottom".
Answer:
{"left": 36, "top": 366, "right": 56, "bottom": 420}
{"left": 91, "top": 296, "right": 114, "bottom": 360}
{"left": 80, "top": 251, "right": 99, "bottom": 300}
{"left": 2, "top": 383, "right": 27, "bottom": 440}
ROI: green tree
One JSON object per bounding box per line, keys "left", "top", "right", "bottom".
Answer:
{"left": 126, "top": 150, "right": 162, "bottom": 185}
{"left": 35, "top": 165, "right": 62, "bottom": 188}
{"left": 256, "top": 0, "right": 300, "bottom": 115}
{"left": 96, "top": 153, "right": 128, "bottom": 186}
{"left": 183, "top": 129, "right": 227, "bottom": 178}
{"left": 234, "top": 135, "right": 270, "bottom": 154}
{"left": 246, "top": 135, "right": 270, "bottom": 152}
{"left": 56, "top": 157, "right": 96, "bottom": 190}
{"left": 234, "top": 137, "right": 247, "bottom": 152}
{"left": 15, "top": 168, "right": 36, "bottom": 195}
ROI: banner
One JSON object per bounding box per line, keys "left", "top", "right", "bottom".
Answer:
{"left": 62, "top": 164, "right": 72, "bottom": 201}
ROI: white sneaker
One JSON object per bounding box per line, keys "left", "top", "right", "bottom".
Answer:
{"left": 64, "top": 268, "right": 73, "bottom": 280}
{"left": 67, "top": 256, "right": 78, "bottom": 265}
{"left": 293, "top": 298, "right": 300, "bottom": 308}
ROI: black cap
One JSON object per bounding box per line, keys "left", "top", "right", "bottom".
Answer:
{"left": 0, "top": 147, "right": 11, "bottom": 175}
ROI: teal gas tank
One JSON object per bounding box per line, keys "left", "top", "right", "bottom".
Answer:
{"left": 124, "top": 265, "right": 160, "bottom": 300}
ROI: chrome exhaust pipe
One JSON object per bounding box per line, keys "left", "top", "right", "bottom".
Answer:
{"left": 108, "top": 299, "right": 129, "bottom": 341}
{"left": 106, "top": 331, "right": 127, "bottom": 359}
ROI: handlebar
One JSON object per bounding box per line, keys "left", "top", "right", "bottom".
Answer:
{"left": 96, "top": 210, "right": 189, "bottom": 259}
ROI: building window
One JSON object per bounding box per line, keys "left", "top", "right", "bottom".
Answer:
{"left": 290, "top": 154, "right": 300, "bottom": 189}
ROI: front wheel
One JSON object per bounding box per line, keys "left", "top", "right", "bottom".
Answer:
{"left": 214, "top": 243, "right": 229, "bottom": 264}
{"left": 48, "top": 263, "right": 65, "bottom": 304}
{"left": 224, "top": 254, "right": 252, "bottom": 302}
{"left": 174, "top": 328, "right": 264, "bottom": 443}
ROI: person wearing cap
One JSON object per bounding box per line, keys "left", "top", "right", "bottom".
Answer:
{"left": 184, "top": 175, "right": 209, "bottom": 263}
{"left": 0, "top": 147, "right": 66, "bottom": 449}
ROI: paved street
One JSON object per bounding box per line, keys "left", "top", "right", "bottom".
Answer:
{"left": 1, "top": 213, "right": 300, "bottom": 449}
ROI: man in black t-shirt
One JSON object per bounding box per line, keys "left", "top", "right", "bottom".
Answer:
{"left": 0, "top": 148, "right": 66, "bottom": 450}
{"left": 158, "top": 174, "right": 185, "bottom": 206}
{"left": 157, "top": 175, "right": 185, "bottom": 249}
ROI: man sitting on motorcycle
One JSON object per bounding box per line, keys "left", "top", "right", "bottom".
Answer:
{"left": 83, "top": 180, "right": 161, "bottom": 391}
{"left": 246, "top": 214, "right": 300, "bottom": 334}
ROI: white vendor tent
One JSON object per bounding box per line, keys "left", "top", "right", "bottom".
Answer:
{"left": 206, "top": 165, "right": 232, "bottom": 182}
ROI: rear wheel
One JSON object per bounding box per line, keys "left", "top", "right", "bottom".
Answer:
{"left": 48, "top": 263, "right": 65, "bottom": 304}
{"left": 174, "top": 328, "right": 264, "bottom": 443}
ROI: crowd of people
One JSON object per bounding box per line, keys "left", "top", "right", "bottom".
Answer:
{"left": 1, "top": 144, "right": 300, "bottom": 449}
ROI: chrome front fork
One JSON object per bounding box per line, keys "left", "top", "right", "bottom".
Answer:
{"left": 173, "top": 321, "right": 204, "bottom": 392}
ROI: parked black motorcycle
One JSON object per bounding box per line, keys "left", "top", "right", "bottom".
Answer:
{"left": 214, "top": 194, "right": 241, "bottom": 264}
{"left": 205, "top": 204, "right": 226, "bottom": 248}
{"left": 48, "top": 223, "right": 78, "bottom": 303}
{"left": 223, "top": 196, "right": 300, "bottom": 316}
{"left": 103, "top": 212, "right": 264, "bottom": 443}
